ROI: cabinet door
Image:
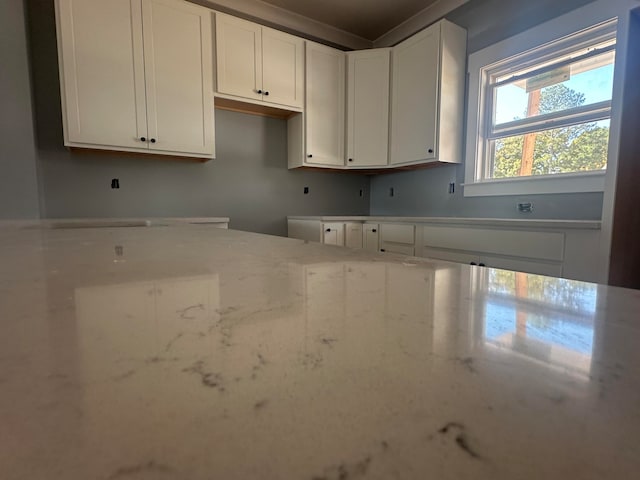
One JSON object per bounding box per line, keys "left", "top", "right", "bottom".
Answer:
{"left": 262, "top": 27, "right": 304, "bottom": 109}
{"left": 322, "top": 223, "right": 345, "bottom": 246}
{"left": 142, "top": 0, "right": 215, "bottom": 156}
{"left": 363, "top": 224, "right": 379, "bottom": 252}
{"left": 479, "top": 255, "right": 563, "bottom": 277}
{"left": 346, "top": 49, "right": 390, "bottom": 167}
{"left": 390, "top": 22, "right": 440, "bottom": 165}
{"left": 215, "top": 13, "right": 262, "bottom": 101}
{"left": 345, "top": 223, "right": 363, "bottom": 249}
{"left": 379, "top": 223, "right": 415, "bottom": 245}
{"left": 421, "top": 247, "right": 479, "bottom": 265}
{"left": 56, "top": 0, "right": 147, "bottom": 149}
{"left": 305, "top": 42, "right": 345, "bottom": 167}
{"left": 380, "top": 243, "right": 415, "bottom": 256}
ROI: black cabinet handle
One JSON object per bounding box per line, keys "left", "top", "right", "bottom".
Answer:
{"left": 264, "top": 91, "right": 269, "bottom": 96}
{"left": 150, "top": 138, "right": 156, "bottom": 143}
{"left": 470, "top": 262, "right": 477, "bottom": 266}
{"left": 325, "top": 228, "right": 331, "bottom": 232}
{"left": 140, "top": 137, "right": 146, "bottom": 142}
{"left": 257, "top": 89, "right": 263, "bottom": 94}
{"left": 428, "top": 148, "right": 434, "bottom": 153}
{"left": 372, "top": 229, "right": 377, "bottom": 233}
{"left": 348, "top": 158, "right": 353, "bottom": 162}
{"left": 380, "top": 248, "right": 386, "bottom": 252}
{"left": 307, "top": 154, "right": 313, "bottom": 158}
{"left": 479, "top": 263, "right": 486, "bottom": 267}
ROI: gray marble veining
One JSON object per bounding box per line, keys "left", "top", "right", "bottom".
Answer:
{"left": 0, "top": 223, "right": 638, "bottom": 479}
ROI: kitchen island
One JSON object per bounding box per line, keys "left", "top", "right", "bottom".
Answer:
{"left": 1, "top": 222, "right": 639, "bottom": 479}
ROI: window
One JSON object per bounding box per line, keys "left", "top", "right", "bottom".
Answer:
{"left": 465, "top": 18, "right": 619, "bottom": 197}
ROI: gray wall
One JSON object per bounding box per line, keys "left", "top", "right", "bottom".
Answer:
{"left": 370, "top": 166, "right": 603, "bottom": 220}
{"left": 0, "top": 0, "right": 41, "bottom": 219}
{"left": 36, "top": 110, "right": 369, "bottom": 236}
{"left": 448, "top": 0, "right": 599, "bottom": 54}
{"left": 370, "top": 0, "right": 604, "bottom": 221}
{"left": 25, "top": 0, "right": 369, "bottom": 237}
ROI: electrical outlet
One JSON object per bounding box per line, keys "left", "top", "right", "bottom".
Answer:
{"left": 389, "top": 187, "right": 395, "bottom": 197}
{"left": 303, "top": 186, "right": 309, "bottom": 194}
{"left": 518, "top": 202, "right": 533, "bottom": 213}
{"left": 111, "top": 178, "right": 120, "bottom": 189}
{"left": 448, "top": 182, "right": 455, "bottom": 194}
{"left": 359, "top": 189, "right": 363, "bottom": 197}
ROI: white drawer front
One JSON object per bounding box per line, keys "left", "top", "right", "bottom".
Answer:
{"left": 422, "top": 225, "right": 564, "bottom": 261}
{"left": 380, "top": 224, "right": 415, "bottom": 245}
{"left": 380, "top": 242, "right": 414, "bottom": 256}
{"left": 480, "top": 255, "right": 563, "bottom": 277}
{"left": 422, "top": 247, "right": 478, "bottom": 264}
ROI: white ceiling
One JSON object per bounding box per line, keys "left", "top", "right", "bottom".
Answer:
{"left": 258, "top": 0, "right": 444, "bottom": 41}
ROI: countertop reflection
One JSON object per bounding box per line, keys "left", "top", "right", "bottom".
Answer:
{"left": 1, "top": 224, "right": 638, "bottom": 480}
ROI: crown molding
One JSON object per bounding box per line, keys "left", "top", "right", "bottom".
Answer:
{"left": 193, "top": 0, "right": 372, "bottom": 49}
{"left": 373, "top": 0, "right": 469, "bottom": 47}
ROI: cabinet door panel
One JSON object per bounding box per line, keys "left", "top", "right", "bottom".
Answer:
{"left": 345, "top": 223, "right": 363, "bottom": 249}
{"left": 380, "top": 223, "right": 415, "bottom": 244}
{"left": 262, "top": 28, "right": 304, "bottom": 109}
{"left": 347, "top": 49, "right": 390, "bottom": 167}
{"left": 322, "top": 223, "right": 345, "bottom": 246}
{"left": 479, "top": 255, "right": 563, "bottom": 277}
{"left": 56, "top": 0, "right": 147, "bottom": 149}
{"left": 380, "top": 242, "right": 414, "bottom": 256}
{"left": 421, "top": 247, "right": 479, "bottom": 265}
{"left": 305, "top": 42, "right": 345, "bottom": 167}
{"left": 363, "top": 224, "right": 379, "bottom": 252}
{"left": 142, "top": 0, "right": 214, "bottom": 156}
{"left": 215, "top": 13, "right": 262, "bottom": 101}
{"left": 390, "top": 23, "right": 440, "bottom": 165}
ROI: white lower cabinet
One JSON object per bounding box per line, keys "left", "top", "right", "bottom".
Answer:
{"left": 363, "top": 224, "right": 380, "bottom": 252}
{"left": 420, "top": 225, "right": 567, "bottom": 278}
{"left": 286, "top": 218, "right": 599, "bottom": 282}
{"left": 322, "top": 223, "right": 345, "bottom": 246}
{"left": 345, "top": 223, "right": 363, "bottom": 249}
{"left": 421, "top": 247, "right": 563, "bottom": 277}
{"left": 421, "top": 248, "right": 478, "bottom": 265}
{"left": 379, "top": 224, "right": 415, "bottom": 256}
{"left": 479, "top": 255, "right": 563, "bottom": 278}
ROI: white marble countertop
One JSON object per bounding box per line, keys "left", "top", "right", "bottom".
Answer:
{"left": 0, "top": 217, "right": 230, "bottom": 229}
{"left": 288, "top": 216, "right": 602, "bottom": 229}
{"left": 1, "top": 223, "right": 637, "bottom": 479}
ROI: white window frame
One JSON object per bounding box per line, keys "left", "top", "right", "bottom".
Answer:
{"left": 464, "top": 14, "right": 620, "bottom": 198}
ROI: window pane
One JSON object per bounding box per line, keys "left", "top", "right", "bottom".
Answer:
{"left": 489, "top": 120, "right": 610, "bottom": 179}
{"left": 493, "top": 50, "right": 615, "bottom": 126}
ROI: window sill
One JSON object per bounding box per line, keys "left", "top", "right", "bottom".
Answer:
{"left": 462, "top": 171, "right": 606, "bottom": 197}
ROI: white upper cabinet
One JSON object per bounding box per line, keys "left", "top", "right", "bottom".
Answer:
{"left": 215, "top": 13, "right": 304, "bottom": 109}
{"left": 304, "top": 42, "right": 345, "bottom": 167}
{"left": 55, "top": 0, "right": 215, "bottom": 158}
{"left": 261, "top": 27, "right": 304, "bottom": 108}
{"left": 142, "top": 0, "right": 215, "bottom": 156}
{"left": 215, "top": 14, "right": 262, "bottom": 102}
{"left": 56, "top": 0, "right": 147, "bottom": 150}
{"left": 346, "top": 48, "right": 391, "bottom": 168}
{"left": 390, "top": 20, "right": 466, "bottom": 166}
